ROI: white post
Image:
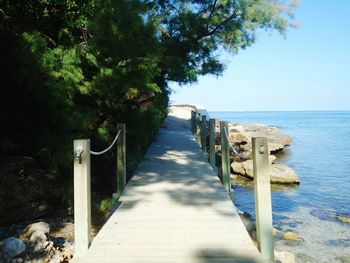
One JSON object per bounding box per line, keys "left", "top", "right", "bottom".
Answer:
{"left": 209, "top": 119, "right": 216, "bottom": 169}
{"left": 73, "top": 139, "right": 91, "bottom": 259}
{"left": 252, "top": 137, "right": 274, "bottom": 262}
{"left": 201, "top": 115, "right": 207, "bottom": 153}
{"left": 196, "top": 112, "right": 201, "bottom": 143}
{"left": 191, "top": 110, "right": 196, "bottom": 134}
{"left": 220, "top": 121, "right": 231, "bottom": 192}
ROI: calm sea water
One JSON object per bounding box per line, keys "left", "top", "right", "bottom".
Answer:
{"left": 210, "top": 111, "right": 350, "bottom": 262}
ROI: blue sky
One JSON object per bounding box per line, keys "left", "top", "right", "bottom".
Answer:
{"left": 170, "top": 1, "right": 350, "bottom": 111}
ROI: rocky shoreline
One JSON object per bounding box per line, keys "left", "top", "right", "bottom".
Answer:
{"left": 0, "top": 218, "right": 75, "bottom": 263}
{"left": 214, "top": 121, "right": 300, "bottom": 184}
{"left": 1, "top": 106, "right": 300, "bottom": 262}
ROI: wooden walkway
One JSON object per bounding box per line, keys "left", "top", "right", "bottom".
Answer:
{"left": 80, "top": 113, "right": 264, "bottom": 263}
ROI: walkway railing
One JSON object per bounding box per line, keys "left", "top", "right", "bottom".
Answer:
{"left": 73, "top": 123, "right": 126, "bottom": 260}
{"left": 191, "top": 110, "right": 274, "bottom": 262}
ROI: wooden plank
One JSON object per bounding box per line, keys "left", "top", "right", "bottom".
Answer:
{"left": 78, "top": 118, "right": 263, "bottom": 263}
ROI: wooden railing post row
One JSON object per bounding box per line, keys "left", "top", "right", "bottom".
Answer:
{"left": 209, "top": 119, "right": 216, "bottom": 168}
{"left": 201, "top": 115, "right": 207, "bottom": 153}
{"left": 73, "top": 139, "right": 91, "bottom": 260}
{"left": 252, "top": 137, "right": 274, "bottom": 262}
{"left": 117, "top": 123, "right": 126, "bottom": 196}
{"left": 220, "top": 121, "right": 231, "bottom": 192}
{"left": 191, "top": 110, "right": 195, "bottom": 134}
{"left": 196, "top": 112, "right": 201, "bottom": 143}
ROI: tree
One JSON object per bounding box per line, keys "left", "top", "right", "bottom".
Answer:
{"left": 0, "top": 0, "right": 298, "bottom": 206}
{"left": 147, "top": 0, "right": 299, "bottom": 84}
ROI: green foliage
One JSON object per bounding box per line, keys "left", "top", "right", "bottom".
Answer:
{"left": 0, "top": 0, "right": 297, "bottom": 207}
{"left": 98, "top": 198, "right": 117, "bottom": 214}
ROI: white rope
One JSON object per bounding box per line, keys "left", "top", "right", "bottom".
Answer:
{"left": 90, "top": 129, "right": 122, "bottom": 155}
{"left": 223, "top": 127, "right": 245, "bottom": 158}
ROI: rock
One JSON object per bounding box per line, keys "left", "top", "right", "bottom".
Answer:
{"left": 275, "top": 250, "right": 296, "bottom": 263}
{"left": 231, "top": 162, "right": 245, "bottom": 175}
{"left": 338, "top": 216, "right": 350, "bottom": 223}
{"left": 236, "top": 160, "right": 299, "bottom": 184}
{"left": 0, "top": 237, "right": 26, "bottom": 258}
{"left": 270, "top": 164, "right": 300, "bottom": 184}
{"left": 21, "top": 222, "right": 50, "bottom": 253}
{"left": 230, "top": 132, "right": 249, "bottom": 144}
{"left": 283, "top": 230, "right": 302, "bottom": 241}
{"left": 20, "top": 222, "right": 50, "bottom": 241}
{"left": 228, "top": 123, "right": 293, "bottom": 152}
{"left": 0, "top": 156, "right": 56, "bottom": 225}
{"left": 242, "top": 160, "right": 254, "bottom": 177}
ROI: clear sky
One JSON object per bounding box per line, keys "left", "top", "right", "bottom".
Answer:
{"left": 170, "top": 1, "right": 350, "bottom": 111}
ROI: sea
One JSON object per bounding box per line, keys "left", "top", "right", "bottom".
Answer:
{"left": 209, "top": 111, "right": 350, "bottom": 263}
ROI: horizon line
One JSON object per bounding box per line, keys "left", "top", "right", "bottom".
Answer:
{"left": 208, "top": 109, "right": 350, "bottom": 112}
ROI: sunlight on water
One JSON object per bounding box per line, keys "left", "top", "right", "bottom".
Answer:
{"left": 210, "top": 111, "right": 350, "bottom": 262}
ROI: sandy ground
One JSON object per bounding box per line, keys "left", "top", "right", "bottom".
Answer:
{"left": 161, "top": 104, "right": 210, "bottom": 131}
{"left": 161, "top": 105, "right": 195, "bottom": 130}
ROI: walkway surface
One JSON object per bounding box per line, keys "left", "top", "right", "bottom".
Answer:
{"left": 81, "top": 106, "right": 264, "bottom": 263}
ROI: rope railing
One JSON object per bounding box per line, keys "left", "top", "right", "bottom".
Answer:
{"left": 223, "top": 126, "right": 245, "bottom": 159}
{"left": 73, "top": 123, "right": 126, "bottom": 258}
{"left": 190, "top": 111, "right": 273, "bottom": 260}
{"left": 90, "top": 129, "right": 121, "bottom": 155}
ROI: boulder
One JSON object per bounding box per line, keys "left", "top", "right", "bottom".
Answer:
{"left": 21, "top": 222, "right": 50, "bottom": 253}
{"left": 230, "top": 132, "right": 249, "bottom": 144}
{"left": 270, "top": 164, "right": 300, "bottom": 184}
{"left": 0, "top": 156, "right": 57, "bottom": 225}
{"left": 20, "top": 222, "right": 50, "bottom": 242}
{"left": 232, "top": 160, "right": 300, "bottom": 184}
{"left": 231, "top": 162, "right": 245, "bottom": 175}
{"left": 228, "top": 123, "right": 292, "bottom": 152}
{"left": 0, "top": 237, "right": 26, "bottom": 258}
